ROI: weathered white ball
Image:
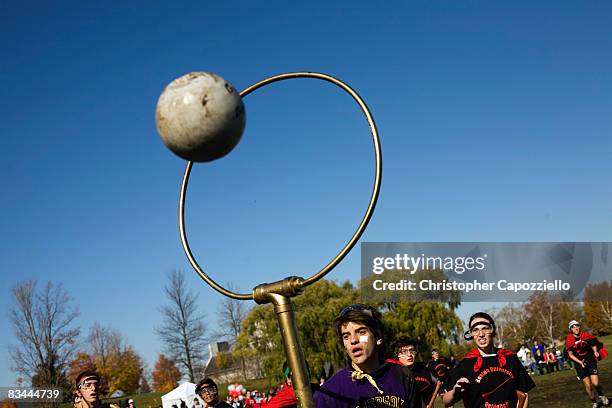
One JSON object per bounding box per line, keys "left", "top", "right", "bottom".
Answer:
{"left": 156, "top": 72, "right": 246, "bottom": 162}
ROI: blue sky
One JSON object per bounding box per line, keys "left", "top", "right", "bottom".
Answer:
{"left": 1, "top": 1, "right": 611, "bottom": 386}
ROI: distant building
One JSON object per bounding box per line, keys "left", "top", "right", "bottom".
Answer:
{"left": 203, "top": 342, "right": 264, "bottom": 383}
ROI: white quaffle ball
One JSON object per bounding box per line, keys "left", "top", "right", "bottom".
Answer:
{"left": 156, "top": 72, "right": 246, "bottom": 162}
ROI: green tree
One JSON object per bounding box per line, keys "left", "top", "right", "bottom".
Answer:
{"left": 361, "top": 268, "right": 461, "bottom": 310}
{"left": 364, "top": 269, "right": 464, "bottom": 357}
{"left": 236, "top": 280, "right": 358, "bottom": 380}
{"left": 237, "top": 276, "right": 464, "bottom": 380}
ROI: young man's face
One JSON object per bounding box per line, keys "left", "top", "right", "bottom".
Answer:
{"left": 432, "top": 350, "right": 440, "bottom": 360}
{"left": 199, "top": 386, "right": 218, "bottom": 405}
{"left": 397, "top": 345, "right": 417, "bottom": 367}
{"left": 470, "top": 318, "right": 494, "bottom": 351}
{"left": 341, "top": 321, "right": 377, "bottom": 367}
{"left": 571, "top": 324, "right": 581, "bottom": 335}
{"left": 77, "top": 376, "right": 100, "bottom": 404}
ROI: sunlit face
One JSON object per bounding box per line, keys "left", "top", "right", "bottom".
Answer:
{"left": 77, "top": 376, "right": 100, "bottom": 404}
{"left": 571, "top": 324, "right": 581, "bottom": 335}
{"left": 432, "top": 350, "right": 440, "bottom": 360}
{"left": 470, "top": 318, "right": 494, "bottom": 351}
{"left": 397, "top": 345, "right": 417, "bottom": 367}
{"left": 341, "top": 321, "right": 378, "bottom": 368}
{"left": 199, "top": 386, "right": 218, "bottom": 404}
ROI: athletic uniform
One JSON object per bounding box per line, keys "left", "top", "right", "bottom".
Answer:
{"left": 427, "top": 357, "right": 452, "bottom": 386}
{"left": 313, "top": 362, "right": 420, "bottom": 408}
{"left": 386, "top": 360, "right": 437, "bottom": 405}
{"left": 566, "top": 331, "right": 608, "bottom": 380}
{"left": 443, "top": 348, "right": 535, "bottom": 408}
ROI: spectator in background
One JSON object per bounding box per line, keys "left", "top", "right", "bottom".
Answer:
{"left": 253, "top": 361, "right": 303, "bottom": 408}
{"left": 243, "top": 392, "right": 255, "bottom": 408}
{"left": 556, "top": 347, "right": 566, "bottom": 370}
{"left": 195, "top": 378, "right": 231, "bottom": 408}
{"left": 517, "top": 345, "right": 528, "bottom": 365}
{"left": 532, "top": 339, "right": 544, "bottom": 360}
{"left": 545, "top": 347, "right": 559, "bottom": 372}
{"left": 523, "top": 350, "right": 538, "bottom": 375}
{"left": 534, "top": 349, "right": 546, "bottom": 375}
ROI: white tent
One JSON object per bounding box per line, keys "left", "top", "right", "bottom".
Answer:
{"left": 161, "top": 382, "right": 198, "bottom": 408}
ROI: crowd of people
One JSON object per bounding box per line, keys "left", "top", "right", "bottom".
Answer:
{"left": 72, "top": 305, "right": 609, "bottom": 408}
{"left": 517, "top": 340, "right": 571, "bottom": 376}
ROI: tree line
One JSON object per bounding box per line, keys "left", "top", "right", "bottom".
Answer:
{"left": 6, "top": 270, "right": 227, "bottom": 400}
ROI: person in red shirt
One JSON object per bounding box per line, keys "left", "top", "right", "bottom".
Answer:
{"left": 253, "top": 361, "right": 307, "bottom": 408}
{"left": 544, "top": 348, "right": 558, "bottom": 373}
{"left": 566, "top": 320, "right": 609, "bottom": 408}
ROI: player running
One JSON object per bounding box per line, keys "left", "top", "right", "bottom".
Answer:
{"left": 566, "top": 320, "right": 610, "bottom": 408}
{"left": 442, "top": 312, "right": 535, "bottom": 408}
{"left": 388, "top": 336, "right": 438, "bottom": 407}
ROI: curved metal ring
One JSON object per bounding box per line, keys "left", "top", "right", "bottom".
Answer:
{"left": 179, "top": 72, "right": 382, "bottom": 300}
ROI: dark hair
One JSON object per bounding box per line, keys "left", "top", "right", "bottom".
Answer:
{"left": 75, "top": 370, "right": 100, "bottom": 387}
{"left": 389, "top": 336, "right": 418, "bottom": 358}
{"left": 333, "top": 304, "right": 384, "bottom": 344}
{"left": 195, "top": 378, "right": 217, "bottom": 395}
{"left": 468, "top": 312, "right": 496, "bottom": 332}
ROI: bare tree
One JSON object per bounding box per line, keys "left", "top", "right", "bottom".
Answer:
{"left": 9, "top": 280, "right": 79, "bottom": 386}
{"left": 216, "top": 282, "right": 248, "bottom": 342}
{"left": 488, "top": 304, "right": 531, "bottom": 350}
{"left": 157, "top": 270, "right": 207, "bottom": 382}
{"left": 88, "top": 323, "right": 122, "bottom": 368}
{"left": 216, "top": 282, "right": 249, "bottom": 379}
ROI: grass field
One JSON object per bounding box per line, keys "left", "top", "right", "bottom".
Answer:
{"left": 83, "top": 336, "right": 612, "bottom": 408}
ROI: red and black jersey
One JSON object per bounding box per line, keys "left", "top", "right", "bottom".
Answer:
{"left": 565, "top": 332, "right": 605, "bottom": 365}
{"left": 386, "top": 359, "right": 436, "bottom": 405}
{"left": 410, "top": 362, "right": 437, "bottom": 404}
{"left": 443, "top": 349, "right": 535, "bottom": 408}
{"left": 427, "top": 357, "right": 452, "bottom": 382}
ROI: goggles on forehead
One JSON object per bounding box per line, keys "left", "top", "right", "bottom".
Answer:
{"left": 339, "top": 304, "right": 375, "bottom": 318}
{"left": 470, "top": 324, "right": 493, "bottom": 334}
{"left": 78, "top": 380, "right": 100, "bottom": 390}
